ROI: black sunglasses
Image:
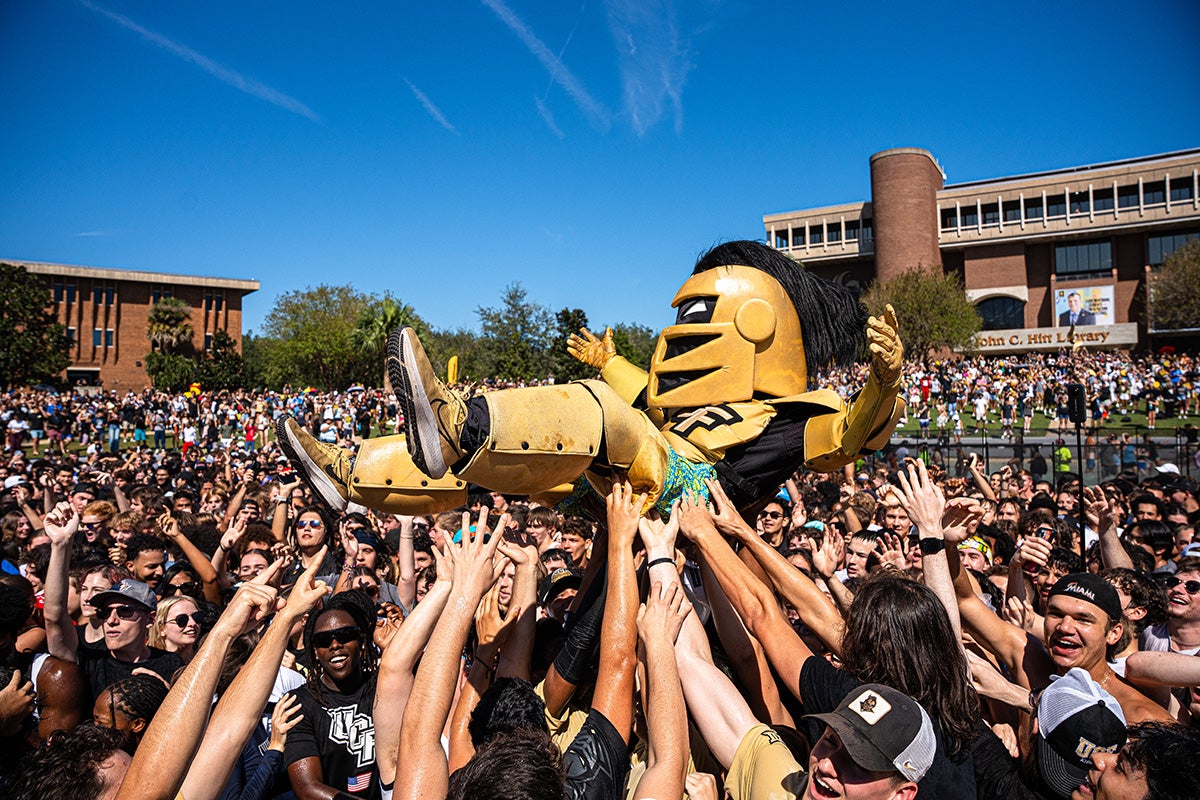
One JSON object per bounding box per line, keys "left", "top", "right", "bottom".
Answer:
{"left": 758, "top": 511, "right": 784, "bottom": 520}
{"left": 170, "top": 581, "right": 200, "bottom": 596}
{"left": 98, "top": 604, "right": 141, "bottom": 621}
{"left": 169, "top": 612, "right": 203, "bottom": 628}
{"left": 311, "top": 626, "right": 363, "bottom": 648}
{"left": 1167, "top": 576, "right": 1200, "bottom": 595}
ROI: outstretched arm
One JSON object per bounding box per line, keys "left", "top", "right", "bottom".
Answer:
{"left": 42, "top": 503, "right": 80, "bottom": 662}
{"left": 633, "top": 582, "right": 691, "bottom": 800}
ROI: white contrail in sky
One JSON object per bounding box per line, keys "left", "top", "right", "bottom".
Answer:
{"left": 480, "top": 0, "right": 610, "bottom": 130}
{"left": 79, "top": 0, "right": 320, "bottom": 123}
{"left": 404, "top": 79, "right": 459, "bottom": 135}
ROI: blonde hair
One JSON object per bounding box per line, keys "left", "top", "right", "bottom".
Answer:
{"left": 150, "top": 595, "right": 198, "bottom": 650}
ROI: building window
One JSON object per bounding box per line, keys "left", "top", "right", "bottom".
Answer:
{"left": 58, "top": 284, "right": 77, "bottom": 303}
{"left": 1055, "top": 240, "right": 1112, "bottom": 276}
{"left": 1093, "top": 189, "right": 1114, "bottom": 211}
{"left": 940, "top": 208, "right": 957, "bottom": 230}
{"left": 827, "top": 223, "right": 841, "bottom": 243}
{"left": 92, "top": 286, "right": 115, "bottom": 305}
{"left": 93, "top": 328, "right": 102, "bottom": 347}
{"left": 1047, "top": 194, "right": 1067, "bottom": 218}
{"left": 66, "top": 327, "right": 76, "bottom": 345}
{"left": 1143, "top": 181, "right": 1166, "bottom": 206}
{"left": 53, "top": 283, "right": 63, "bottom": 303}
{"left": 961, "top": 207, "right": 979, "bottom": 227}
{"left": 105, "top": 329, "right": 114, "bottom": 347}
{"left": 1170, "top": 178, "right": 1194, "bottom": 203}
{"left": 1025, "top": 200, "right": 1043, "bottom": 220}
{"left": 982, "top": 203, "right": 999, "bottom": 225}
{"left": 793, "top": 228, "right": 805, "bottom": 246}
{"left": 1149, "top": 231, "right": 1200, "bottom": 266}
{"left": 1069, "top": 191, "right": 1090, "bottom": 214}
{"left": 204, "top": 333, "right": 213, "bottom": 351}
{"left": 862, "top": 219, "right": 873, "bottom": 242}
{"left": 976, "top": 297, "right": 1025, "bottom": 331}
{"left": 773, "top": 230, "right": 789, "bottom": 248}
{"left": 152, "top": 286, "right": 174, "bottom": 303}
{"left": 845, "top": 220, "right": 859, "bottom": 241}
{"left": 809, "top": 227, "right": 823, "bottom": 245}
{"left": 1003, "top": 201, "right": 1021, "bottom": 222}
{"left": 1117, "top": 185, "right": 1139, "bottom": 208}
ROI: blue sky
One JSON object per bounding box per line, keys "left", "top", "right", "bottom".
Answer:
{"left": 2, "top": 0, "right": 1198, "bottom": 336}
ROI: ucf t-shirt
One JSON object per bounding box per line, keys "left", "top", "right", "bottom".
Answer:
{"left": 284, "top": 678, "right": 380, "bottom": 799}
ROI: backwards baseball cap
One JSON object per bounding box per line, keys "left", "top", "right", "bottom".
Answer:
{"left": 1035, "top": 668, "right": 1127, "bottom": 798}
{"left": 2, "top": 475, "right": 26, "bottom": 490}
{"left": 91, "top": 579, "right": 158, "bottom": 613}
{"left": 539, "top": 568, "right": 582, "bottom": 605}
{"left": 1155, "top": 463, "right": 1181, "bottom": 476}
{"left": 352, "top": 528, "right": 382, "bottom": 552}
{"left": 1048, "top": 573, "right": 1123, "bottom": 622}
{"left": 804, "top": 684, "right": 936, "bottom": 783}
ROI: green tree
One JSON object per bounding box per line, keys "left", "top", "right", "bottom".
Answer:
{"left": 610, "top": 322, "right": 658, "bottom": 371}
{"left": 861, "top": 267, "right": 981, "bottom": 357}
{"left": 425, "top": 327, "right": 484, "bottom": 384}
{"left": 1149, "top": 239, "right": 1200, "bottom": 332}
{"left": 261, "top": 284, "right": 375, "bottom": 390}
{"left": 144, "top": 297, "right": 197, "bottom": 390}
{"left": 548, "top": 308, "right": 594, "bottom": 382}
{"left": 0, "top": 263, "right": 70, "bottom": 387}
{"left": 195, "top": 329, "right": 246, "bottom": 390}
{"left": 351, "top": 295, "right": 430, "bottom": 389}
{"left": 475, "top": 284, "right": 552, "bottom": 382}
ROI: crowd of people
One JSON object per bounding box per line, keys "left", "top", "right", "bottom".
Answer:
{"left": 2, "top": 348, "right": 1200, "bottom": 800}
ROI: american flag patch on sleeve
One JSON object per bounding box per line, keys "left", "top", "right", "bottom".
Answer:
{"left": 347, "top": 773, "right": 372, "bottom": 792}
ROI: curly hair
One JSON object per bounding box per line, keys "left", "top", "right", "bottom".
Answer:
{"left": 101, "top": 674, "right": 169, "bottom": 729}
{"left": 8, "top": 724, "right": 131, "bottom": 800}
{"left": 301, "top": 589, "right": 379, "bottom": 704}
{"left": 1121, "top": 722, "right": 1200, "bottom": 800}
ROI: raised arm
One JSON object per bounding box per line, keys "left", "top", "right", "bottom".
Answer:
{"left": 394, "top": 516, "right": 417, "bottom": 610}
{"left": 42, "top": 503, "right": 80, "bottom": 662}
{"left": 159, "top": 511, "right": 221, "bottom": 605}
{"left": 1084, "top": 487, "right": 1133, "bottom": 570}
{"left": 181, "top": 551, "right": 330, "bottom": 800}
{"left": 396, "top": 510, "right": 505, "bottom": 800}
{"left": 632, "top": 582, "right": 691, "bottom": 800}
{"left": 117, "top": 564, "right": 285, "bottom": 800}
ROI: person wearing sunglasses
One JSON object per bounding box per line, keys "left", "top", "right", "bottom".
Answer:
{"left": 1141, "top": 555, "right": 1200, "bottom": 659}
{"left": 149, "top": 594, "right": 202, "bottom": 663}
{"left": 281, "top": 506, "right": 338, "bottom": 586}
{"left": 285, "top": 590, "right": 381, "bottom": 800}
{"left": 756, "top": 500, "right": 791, "bottom": 548}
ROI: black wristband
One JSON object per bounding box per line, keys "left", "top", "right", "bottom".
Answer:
{"left": 645, "top": 556, "right": 675, "bottom": 570}
{"left": 918, "top": 537, "right": 945, "bottom": 555}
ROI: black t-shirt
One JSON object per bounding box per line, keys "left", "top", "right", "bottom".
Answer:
{"left": 76, "top": 640, "right": 183, "bottom": 704}
{"left": 798, "top": 655, "right": 976, "bottom": 800}
{"left": 969, "top": 721, "right": 1054, "bottom": 800}
{"left": 284, "top": 678, "right": 380, "bottom": 800}
{"left": 563, "top": 708, "right": 629, "bottom": 800}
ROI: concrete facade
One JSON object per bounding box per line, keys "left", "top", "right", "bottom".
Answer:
{"left": 8, "top": 260, "right": 259, "bottom": 389}
{"left": 763, "top": 148, "right": 1200, "bottom": 352}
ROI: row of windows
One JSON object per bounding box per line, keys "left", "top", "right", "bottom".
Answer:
{"left": 204, "top": 292, "right": 225, "bottom": 311}
{"left": 92, "top": 328, "right": 115, "bottom": 347}
{"left": 941, "top": 176, "right": 1196, "bottom": 231}
{"left": 1149, "top": 231, "right": 1200, "bottom": 266}
{"left": 53, "top": 283, "right": 190, "bottom": 305}
{"left": 773, "top": 219, "right": 873, "bottom": 249}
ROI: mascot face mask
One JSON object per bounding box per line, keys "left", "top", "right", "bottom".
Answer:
{"left": 648, "top": 264, "right": 807, "bottom": 409}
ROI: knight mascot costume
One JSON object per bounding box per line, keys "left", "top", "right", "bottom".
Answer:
{"left": 277, "top": 241, "right": 905, "bottom": 515}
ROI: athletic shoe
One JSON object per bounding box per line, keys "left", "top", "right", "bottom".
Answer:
{"left": 387, "top": 326, "right": 467, "bottom": 478}
{"left": 276, "top": 414, "right": 351, "bottom": 511}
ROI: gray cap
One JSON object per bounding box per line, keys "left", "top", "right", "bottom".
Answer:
{"left": 91, "top": 579, "right": 157, "bottom": 612}
{"left": 805, "top": 684, "right": 937, "bottom": 783}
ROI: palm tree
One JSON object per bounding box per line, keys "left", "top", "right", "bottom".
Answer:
{"left": 146, "top": 297, "right": 193, "bottom": 353}
{"left": 351, "top": 296, "right": 428, "bottom": 390}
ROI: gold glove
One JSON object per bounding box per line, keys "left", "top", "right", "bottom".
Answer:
{"left": 567, "top": 327, "right": 616, "bottom": 371}
{"left": 868, "top": 304, "right": 903, "bottom": 386}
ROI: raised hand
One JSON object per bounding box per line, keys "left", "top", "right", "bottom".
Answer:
{"left": 1012, "top": 536, "right": 1053, "bottom": 573}
{"left": 158, "top": 511, "right": 181, "bottom": 540}
{"left": 942, "top": 497, "right": 985, "bottom": 545}
{"left": 704, "top": 478, "right": 754, "bottom": 540}
{"left": 43, "top": 502, "right": 79, "bottom": 548}
{"left": 566, "top": 326, "right": 616, "bottom": 371}
{"left": 637, "top": 581, "right": 692, "bottom": 647}
{"left": 282, "top": 545, "right": 332, "bottom": 622}
{"left": 675, "top": 492, "right": 718, "bottom": 543}
{"left": 606, "top": 481, "right": 645, "bottom": 547}
{"left": 218, "top": 559, "right": 286, "bottom": 637}
{"left": 876, "top": 531, "right": 907, "bottom": 571}
{"left": 475, "top": 583, "right": 516, "bottom": 654}
{"left": 0, "top": 670, "right": 35, "bottom": 736}
{"left": 894, "top": 460, "right": 946, "bottom": 536}
{"left": 267, "top": 693, "right": 303, "bottom": 752}
{"left": 1004, "top": 596, "right": 1036, "bottom": 633}
{"left": 637, "top": 506, "right": 680, "bottom": 560}
{"left": 1082, "top": 486, "right": 1116, "bottom": 534}
{"left": 813, "top": 533, "right": 843, "bottom": 580}
{"left": 867, "top": 304, "right": 903, "bottom": 385}
{"left": 445, "top": 509, "right": 506, "bottom": 601}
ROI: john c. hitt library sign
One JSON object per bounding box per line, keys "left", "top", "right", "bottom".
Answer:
{"left": 968, "top": 324, "right": 1139, "bottom": 354}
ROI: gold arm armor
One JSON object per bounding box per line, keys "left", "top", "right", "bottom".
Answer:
{"left": 599, "top": 355, "right": 650, "bottom": 406}
{"left": 801, "top": 376, "right": 906, "bottom": 472}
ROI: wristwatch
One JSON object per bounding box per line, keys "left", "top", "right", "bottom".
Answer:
{"left": 918, "top": 537, "right": 945, "bottom": 555}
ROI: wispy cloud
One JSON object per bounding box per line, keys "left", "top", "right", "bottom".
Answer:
{"left": 79, "top": 0, "right": 320, "bottom": 123}
{"left": 480, "top": 0, "right": 610, "bottom": 131}
{"left": 604, "top": 0, "right": 700, "bottom": 136}
{"left": 533, "top": 95, "right": 565, "bottom": 139}
{"left": 539, "top": 225, "right": 565, "bottom": 243}
{"left": 72, "top": 229, "right": 119, "bottom": 238}
{"left": 404, "top": 79, "right": 459, "bottom": 135}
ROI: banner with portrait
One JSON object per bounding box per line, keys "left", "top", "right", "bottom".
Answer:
{"left": 1054, "top": 286, "right": 1114, "bottom": 327}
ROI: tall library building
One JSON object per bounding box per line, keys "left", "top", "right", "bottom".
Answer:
{"left": 11, "top": 260, "right": 259, "bottom": 389}
{"left": 763, "top": 147, "right": 1200, "bottom": 354}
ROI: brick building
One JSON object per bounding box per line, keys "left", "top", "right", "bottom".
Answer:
{"left": 763, "top": 147, "right": 1200, "bottom": 353}
{"left": 10, "top": 259, "right": 259, "bottom": 389}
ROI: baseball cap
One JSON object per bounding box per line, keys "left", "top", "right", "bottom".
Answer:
{"left": 1047, "top": 573, "right": 1123, "bottom": 622}
{"left": 1155, "top": 463, "right": 1181, "bottom": 476}
{"left": 1035, "top": 668, "right": 1127, "bottom": 798}
{"left": 804, "top": 684, "right": 937, "bottom": 783}
{"left": 539, "top": 568, "right": 582, "bottom": 605}
{"left": 91, "top": 579, "right": 158, "bottom": 612}
{"left": 3, "top": 475, "right": 26, "bottom": 490}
